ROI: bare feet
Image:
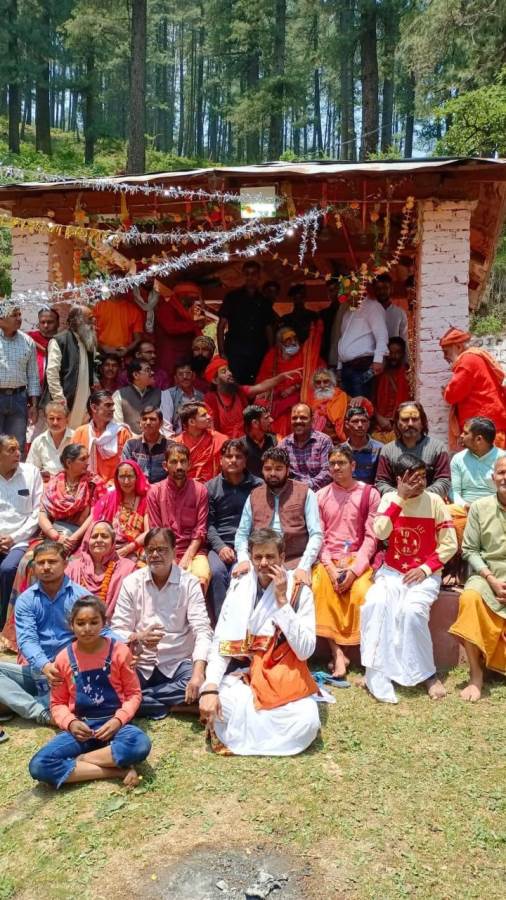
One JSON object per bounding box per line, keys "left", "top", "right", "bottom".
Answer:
{"left": 460, "top": 682, "right": 482, "bottom": 702}
{"left": 425, "top": 675, "right": 447, "bottom": 700}
{"left": 329, "top": 647, "right": 349, "bottom": 678}
{"left": 123, "top": 767, "right": 141, "bottom": 789}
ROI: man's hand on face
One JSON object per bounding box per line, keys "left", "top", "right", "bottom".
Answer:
{"left": 270, "top": 564, "right": 288, "bottom": 606}
{"left": 232, "top": 560, "right": 250, "bottom": 578}
{"left": 396, "top": 470, "right": 423, "bottom": 501}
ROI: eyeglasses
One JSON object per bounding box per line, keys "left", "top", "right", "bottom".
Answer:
{"left": 145, "top": 546, "right": 171, "bottom": 557}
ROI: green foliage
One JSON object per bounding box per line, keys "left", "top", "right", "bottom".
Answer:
{"left": 0, "top": 227, "right": 12, "bottom": 296}
{"left": 471, "top": 312, "right": 505, "bottom": 336}
{"left": 436, "top": 75, "right": 506, "bottom": 157}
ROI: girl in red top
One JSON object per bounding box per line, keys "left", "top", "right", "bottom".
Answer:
{"left": 29, "top": 597, "right": 151, "bottom": 789}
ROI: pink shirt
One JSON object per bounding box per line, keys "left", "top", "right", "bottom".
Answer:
{"left": 147, "top": 476, "right": 208, "bottom": 560}
{"left": 316, "top": 480, "right": 380, "bottom": 576}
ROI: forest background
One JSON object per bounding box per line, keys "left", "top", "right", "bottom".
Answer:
{"left": 0, "top": 0, "right": 505, "bottom": 319}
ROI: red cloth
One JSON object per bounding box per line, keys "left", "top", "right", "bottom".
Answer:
{"left": 173, "top": 429, "right": 227, "bottom": 482}
{"left": 91, "top": 460, "right": 148, "bottom": 545}
{"left": 51, "top": 639, "right": 141, "bottom": 730}
{"left": 28, "top": 329, "right": 49, "bottom": 384}
{"left": 154, "top": 290, "right": 201, "bottom": 376}
{"left": 147, "top": 476, "right": 208, "bottom": 559}
{"left": 204, "top": 357, "right": 229, "bottom": 383}
{"left": 205, "top": 387, "right": 250, "bottom": 438}
{"left": 439, "top": 327, "right": 471, "bottom": 347}
{"left": 374, "top": 367, "right": 411, "bottom": 419}
{"left": 443, "top": 349, "right": 506, "bottom": 431}
{"left": 65, "top": 539, "right": 136, "bottom": 619}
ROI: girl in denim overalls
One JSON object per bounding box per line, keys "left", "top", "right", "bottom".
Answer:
{"left": 29, "top": 596, "right": 151, "bottom": 788}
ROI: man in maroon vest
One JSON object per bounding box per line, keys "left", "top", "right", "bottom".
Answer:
{"left": 233, "top": 447, "right": 322, "bottom": 586}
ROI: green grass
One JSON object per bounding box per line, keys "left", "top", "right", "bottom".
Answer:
{"left": 0, "top": 666, "right": 505, "bottom": 899}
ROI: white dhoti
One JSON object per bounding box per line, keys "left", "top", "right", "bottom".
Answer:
{"left": 360, "top": 565, "right": 440, "bottom": 704}
{"left": 214, "top": 672, "right": 320, "bottom": 757}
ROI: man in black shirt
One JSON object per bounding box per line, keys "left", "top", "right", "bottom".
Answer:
{"left": 206, "top": 439, "right": 262, "bottom": 621}
{"left": 121, "top": 405, "right": 169, "bottom": 484}
{"left": 240, "top": 404, "right": 278, "bottom": 478}
{"left": 217, "top": 261, "right": 275, "bottom": 384}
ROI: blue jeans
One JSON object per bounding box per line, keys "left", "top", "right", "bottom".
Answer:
{"left": 29, "top": 721, "right": 152, "bottom": 788}
{"left": 0, "top": 546, "right": 26, "bottom": 628}
{"left": 0, "top": 390, "right": 28, "bottom": 453}
{"left": 0, "top": 661, "right": 49, "bottom": 720}
{"left": 137, "top": 659, "right": 193, "bottom": 717}
{"left": 208, "top": 550, "right": 233, "bottom": 623}
{"left": 341, "top": 364, "right": 374, "bottom": 400}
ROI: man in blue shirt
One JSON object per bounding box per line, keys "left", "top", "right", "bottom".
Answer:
{"left": 206, "top": 439, "right": 262, "bottom": 622}
{"left": 0, "top": 541, "right": 89, "bottom": 729}
{"left": 342, "top": 404, "right": 383, "bottom": 485}
{"left": 449, "top": 416, "right": 505, "bottom": 545}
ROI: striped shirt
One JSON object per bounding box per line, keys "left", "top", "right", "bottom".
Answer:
{"left": 280, "top": 429, "right": 333, "bottom": 491}
{"left": 0, "top": 329, "right": 41, "bottom": 395}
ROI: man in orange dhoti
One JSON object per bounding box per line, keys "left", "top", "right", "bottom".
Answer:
{"left": 174, "top": 402, "right": 227, "bottom": 482}
{"left": 440, "top": 327, "right": 506, "bottom": 449}
{"left": 310, "top": 369, "right": 348, "bottom": 443}
{"left": 373, "top": 337, "right": 411, "bottom": 443}
{"left": 449, "top": 456, "right": 506, "bottom": 701}
{"left": 312, "top": 445, "right": 380, "bottom": 677}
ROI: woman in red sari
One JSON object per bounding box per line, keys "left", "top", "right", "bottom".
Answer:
{"left": 39, "top": 444, "right": 106, "bottom": 553}
{"left": 65, "top": 521, "right": 137, "bottom": 619}
{"left": 91, "top": 460, "right": 149, "bottom": 559}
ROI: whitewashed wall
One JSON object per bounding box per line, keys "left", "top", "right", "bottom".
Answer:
{"left": 473, "top": 333, "right": 506, "bottom": 365}
{"left": 10, "top": 231, "right": 51, "bottom": 330}
{"left": 415, "top": 199, "right": 475, "bottom": 443}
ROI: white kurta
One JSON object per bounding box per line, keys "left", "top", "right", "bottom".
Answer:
{"left": 360, "top": 564, "right": 440, "bottom": 703}
{"left": 204, "top": 570, "right": 320, "bottom": 756}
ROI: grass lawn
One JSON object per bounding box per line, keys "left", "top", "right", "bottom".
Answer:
{"left": 0, "top": 666, "right": 504, "bottom": 900}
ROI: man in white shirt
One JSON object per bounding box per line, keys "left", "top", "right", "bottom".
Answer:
{"left": 373, "top": 274, "right": 409, "bottom": 357}
{"left": 26, "top": 401, "right": 74, "bottom": 481}
{"left": 337, "top": 295, "right": 389, "bottom": 400}
{"left": 111, "top": 526, "right": 212, "bottom": 719}
{"left": 0, "top": 434, "right": 43, "bottom": 628}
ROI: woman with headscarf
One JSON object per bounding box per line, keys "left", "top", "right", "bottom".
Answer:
{"left": 65, "top": 521, "right": 137, "bottom": 619}
{"left": 39, "top": 444, "right": 106, "bottom": 554}
{"left": 91, "top": 460, "right": 149, "bottom": 558}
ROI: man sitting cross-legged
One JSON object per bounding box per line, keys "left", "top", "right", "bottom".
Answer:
{"left": 147, "top": 442, "right": 210, "bottom": 590}
{"left": 0, "top": 541, "right": 91, "bottom": 726}
{"left": 312, "top": 445, "right": 380, "bottom": 678}
{"left": 234, "top": 447, "right": 322, "bottom": 587}
{"left": 199, "top": 527, "right": 320, "bottom": 756}
{"left": 449, "top": 456, "right": 506, "bottom": 701}
{"left": 360, "top": 453, "right": 457, "bottom": 704}
{"left": 112, "top": 527, "right": 212, "bottom": 719}
{"left": 206, "top": 439, "right": 261, "bottom": 623}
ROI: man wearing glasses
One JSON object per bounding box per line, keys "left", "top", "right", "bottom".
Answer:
{"left": 112, "top": 360, "right": 174, "bottom": 437}
{"left": 112, "top": 526, "right": 212, "bottom": 719}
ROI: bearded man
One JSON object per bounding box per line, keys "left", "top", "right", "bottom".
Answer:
{"left": 373, "top": 337, "right": 412, "bottom": 441}
{"left": 204, "top": 357, "right": 293, "bottom": 439}
{"left": 440, "top": 327, "right": 506, "bottom": 449}
{"left": 42, "top": 305, "right": 96, "bottom": 429}
{"left": 310, "top": 368, "right": 348, "bottom": 443}
{"left": 255, "top": 325, "right": 320, "bottom": 437}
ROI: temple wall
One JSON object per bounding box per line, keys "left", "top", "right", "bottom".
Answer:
{"left": 415, "top": 200, "right": 475, "bottom": 443}
{"left": 10, "top": 230, "right": 51, "bottom": 330}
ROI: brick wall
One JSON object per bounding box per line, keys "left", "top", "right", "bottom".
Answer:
{"left": 10, "top": 231, "right": 51, "bottom": 330}
{"left": 415, "top": 200, "right": 475, "bottom": 443}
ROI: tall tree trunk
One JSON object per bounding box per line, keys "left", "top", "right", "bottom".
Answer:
{"left": 126, "top": 0, "right": 147, "bottom": 174}
{"left": 35, "top": 65, "right": 52, "bottom": 155}
{"left": 7, "top": 0, "right": 20, "bottom": 153}
{"left": 312, "top": 15, "right": 323, "bottom": 155}
{"left": 245, "top": 49, "right": 260, "bottom": 162}
{"left": 380, "top": 0, "right": 398, "bottom": 152}
{"left": 359, "top": 0, "right": 378, "bottom": 159}
{"left": 177, "top": 21, "right": 185, "bottom": 157}
{"left": 268, "top": 0, "right": 286, "bottom": 159}
{"left": 339, "top": 0, "right": 356, "bottom": 161}
{"left": 84, "top": 51, "right": 95, "bottom": 164}
{"left": 404, "top": 71, "right": 415, "bottom": 158}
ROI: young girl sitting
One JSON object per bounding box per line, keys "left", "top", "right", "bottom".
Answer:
{"left": 29, "top": 597, "right": 151, "bottom": 789}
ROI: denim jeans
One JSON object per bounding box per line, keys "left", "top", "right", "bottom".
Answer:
{"left": 0, "top": 661, "right": 49, "bottom": 721}
{"left": 208, "top": 550, "right": 233, "bottom": 623}
{"left": 340, "top": 365, "right": 374, "bottom": 400}
{"left": 137, "top": 659, "right": 193, "bottom": 717}
{"left": 0, "top": 545, "right": 26, "bottom": 628}
{"left": 0, "top": 390, "right": 28, "bottom": 453}
{"left": 29, "top": 722, "right": 152, "bottom": 787}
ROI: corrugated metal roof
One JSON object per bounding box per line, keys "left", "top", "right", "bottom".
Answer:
{"left": 1, "top": 157, "right": 505, "bottom": 192}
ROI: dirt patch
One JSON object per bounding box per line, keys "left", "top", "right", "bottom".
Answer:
{"left": 140, "top": 847, "right": 324, "bottom": 900}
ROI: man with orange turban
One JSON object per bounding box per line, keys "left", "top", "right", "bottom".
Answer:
{"left": 153, "top": 279, "right": 203, "bottom": 379}
{"left": 440, "top": 327, "right": 506, "bottom": 449}
{"left": 204, "top": 357, "right": 298, "bottom": 439}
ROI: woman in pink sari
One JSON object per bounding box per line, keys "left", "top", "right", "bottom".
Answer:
{"left": 91, "top": 460, "right": 149, "bottom": 559}
{"left": 66, "top": 521, "right": 137, "bottom": 619}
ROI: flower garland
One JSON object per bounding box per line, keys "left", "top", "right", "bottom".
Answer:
{"left": 96, "top": 560, "right": 116, "bottom": 604}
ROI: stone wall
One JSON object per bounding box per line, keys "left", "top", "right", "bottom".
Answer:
{"left": 415, "top": 199, "right": 475, "bottom": 443}
{"left": 473, "top": 332, "right": 506, "bottom": 365}
{"left": 10, "top": 231, "right": 51, "bottom": 330}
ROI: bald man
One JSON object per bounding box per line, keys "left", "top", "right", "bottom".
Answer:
{"left": 279, "top": 403, "right": 332, "bottom": 492}
{"left": 440, "top": 327, "right": 506, "bottom": 448}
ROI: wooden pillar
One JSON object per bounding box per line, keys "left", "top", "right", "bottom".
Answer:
{"left": 415, "top": 199, "right": 475, "bottom": 444}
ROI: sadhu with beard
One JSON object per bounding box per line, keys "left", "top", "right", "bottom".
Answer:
{"left": 42, "top": 305, "right": 97, "bottom": 429}
{"left": 309, "top": 368, "right": 348, "bottom": 443}
{"left": 204, "top": 356, "right": 299, "bottom": 439}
